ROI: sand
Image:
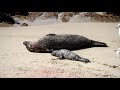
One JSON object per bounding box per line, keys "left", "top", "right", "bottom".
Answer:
{"left": 0, "top": 22, "right": 120, "bottom": 78}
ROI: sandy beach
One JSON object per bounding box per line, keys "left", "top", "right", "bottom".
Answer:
{"left": 0, "top": 22, "right": 120, "bottom": 78}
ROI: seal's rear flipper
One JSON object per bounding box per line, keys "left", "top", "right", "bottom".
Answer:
{"left": 91, "top": 40, "right": 108, "bottom": 47}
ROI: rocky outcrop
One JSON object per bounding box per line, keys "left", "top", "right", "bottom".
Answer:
{"left": 27, "top": 12, "right": 59, "bottom": 21}
{"left": 7, "top": 12, "right": 120, "bottom": 26}
{"left": 43, "top": 12, "right": 59, "bottom": 19}
{"left": 0, "top": 12, "right": 20, "bottom": 24}
{"left": 83, "top": 12, "right": 120, "bottom": 22}
{"left": 105, "top": 12, "right": 120, "bottom": 16}
{"left": 60, "top": 12, "right": 79, "bottom": 22}
{"left": 27, "top": 12, "right": 80, "bottom": 22}
{"left": 28, "top": 12, "right": 44, "bottom": 21}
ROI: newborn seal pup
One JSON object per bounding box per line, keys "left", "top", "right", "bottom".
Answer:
{"left": 23, "top": 34, "right": 108, "bottom": 53}
{"left": 51, "top": 49, "right": 90, "bottom": 63}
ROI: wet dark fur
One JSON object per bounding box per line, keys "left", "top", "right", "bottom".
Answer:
{"left": 23, "top": 34, "right": 108, "bottom": 53}
{"left": 51, "top": 49, "right": 90, "bottom": 63}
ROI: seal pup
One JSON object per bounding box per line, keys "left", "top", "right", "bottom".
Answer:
{"left": 51, "top": 49, "right": 90, "bottom": 63}
{"left": 23, "top": 34, "right": 108, "bottom": 53}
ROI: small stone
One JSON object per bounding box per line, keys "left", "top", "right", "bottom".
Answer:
{"left": 21, "top": 23, "right": 28, "bottom": 26}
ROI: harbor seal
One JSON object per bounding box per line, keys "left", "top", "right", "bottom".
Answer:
{"left": 23, "top": 34, "right": 108, "bottom": 53}
{"left": 51, "top": 49, "right": 90, "bottom": 63}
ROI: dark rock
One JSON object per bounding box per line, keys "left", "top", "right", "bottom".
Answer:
{"left": 21, "top": 23, "right": 28, "bottom": 26}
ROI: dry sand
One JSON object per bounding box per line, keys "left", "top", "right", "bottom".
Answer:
{"left": 0, "top": 22, "right": 120, "bottom": 78}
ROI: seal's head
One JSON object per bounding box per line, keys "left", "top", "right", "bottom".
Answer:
{"left": 23, "top": 41, "right": 29, "bottom": 46}
{"left": 23, "top": 41, "right": 35, "bottom": 52}
{"left": 23, "top": 41, "right": 52, "bottom": 53}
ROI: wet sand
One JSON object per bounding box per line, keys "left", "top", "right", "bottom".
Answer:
{"left": 0, "top": 22, "right": 120, "bottom": 78}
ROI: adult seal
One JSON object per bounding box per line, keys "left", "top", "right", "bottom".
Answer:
{"left": 23, "top": 34, "right": 108, "bottom": 53}
{"left": 51, "top": 49, "right": 90, "bottom": 63}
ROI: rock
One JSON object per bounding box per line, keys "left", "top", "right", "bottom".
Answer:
{"left": 21, "top": 23, "right": 28, "bottom": 26}
{"left": 43, "top": 12, "right": 59, "bottom": 19}
{"left": 61, "top": 16, "right": 70, "bottom": 22}
{"left": 60, "top": 12, "right": 76, "bottom": 22}
{"left": 28, "top": 12, "right": 44, "bottom": 21}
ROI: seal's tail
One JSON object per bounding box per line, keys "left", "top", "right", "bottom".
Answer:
{"left": 91, "top": 40, "right": 108, "bottom": 47}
